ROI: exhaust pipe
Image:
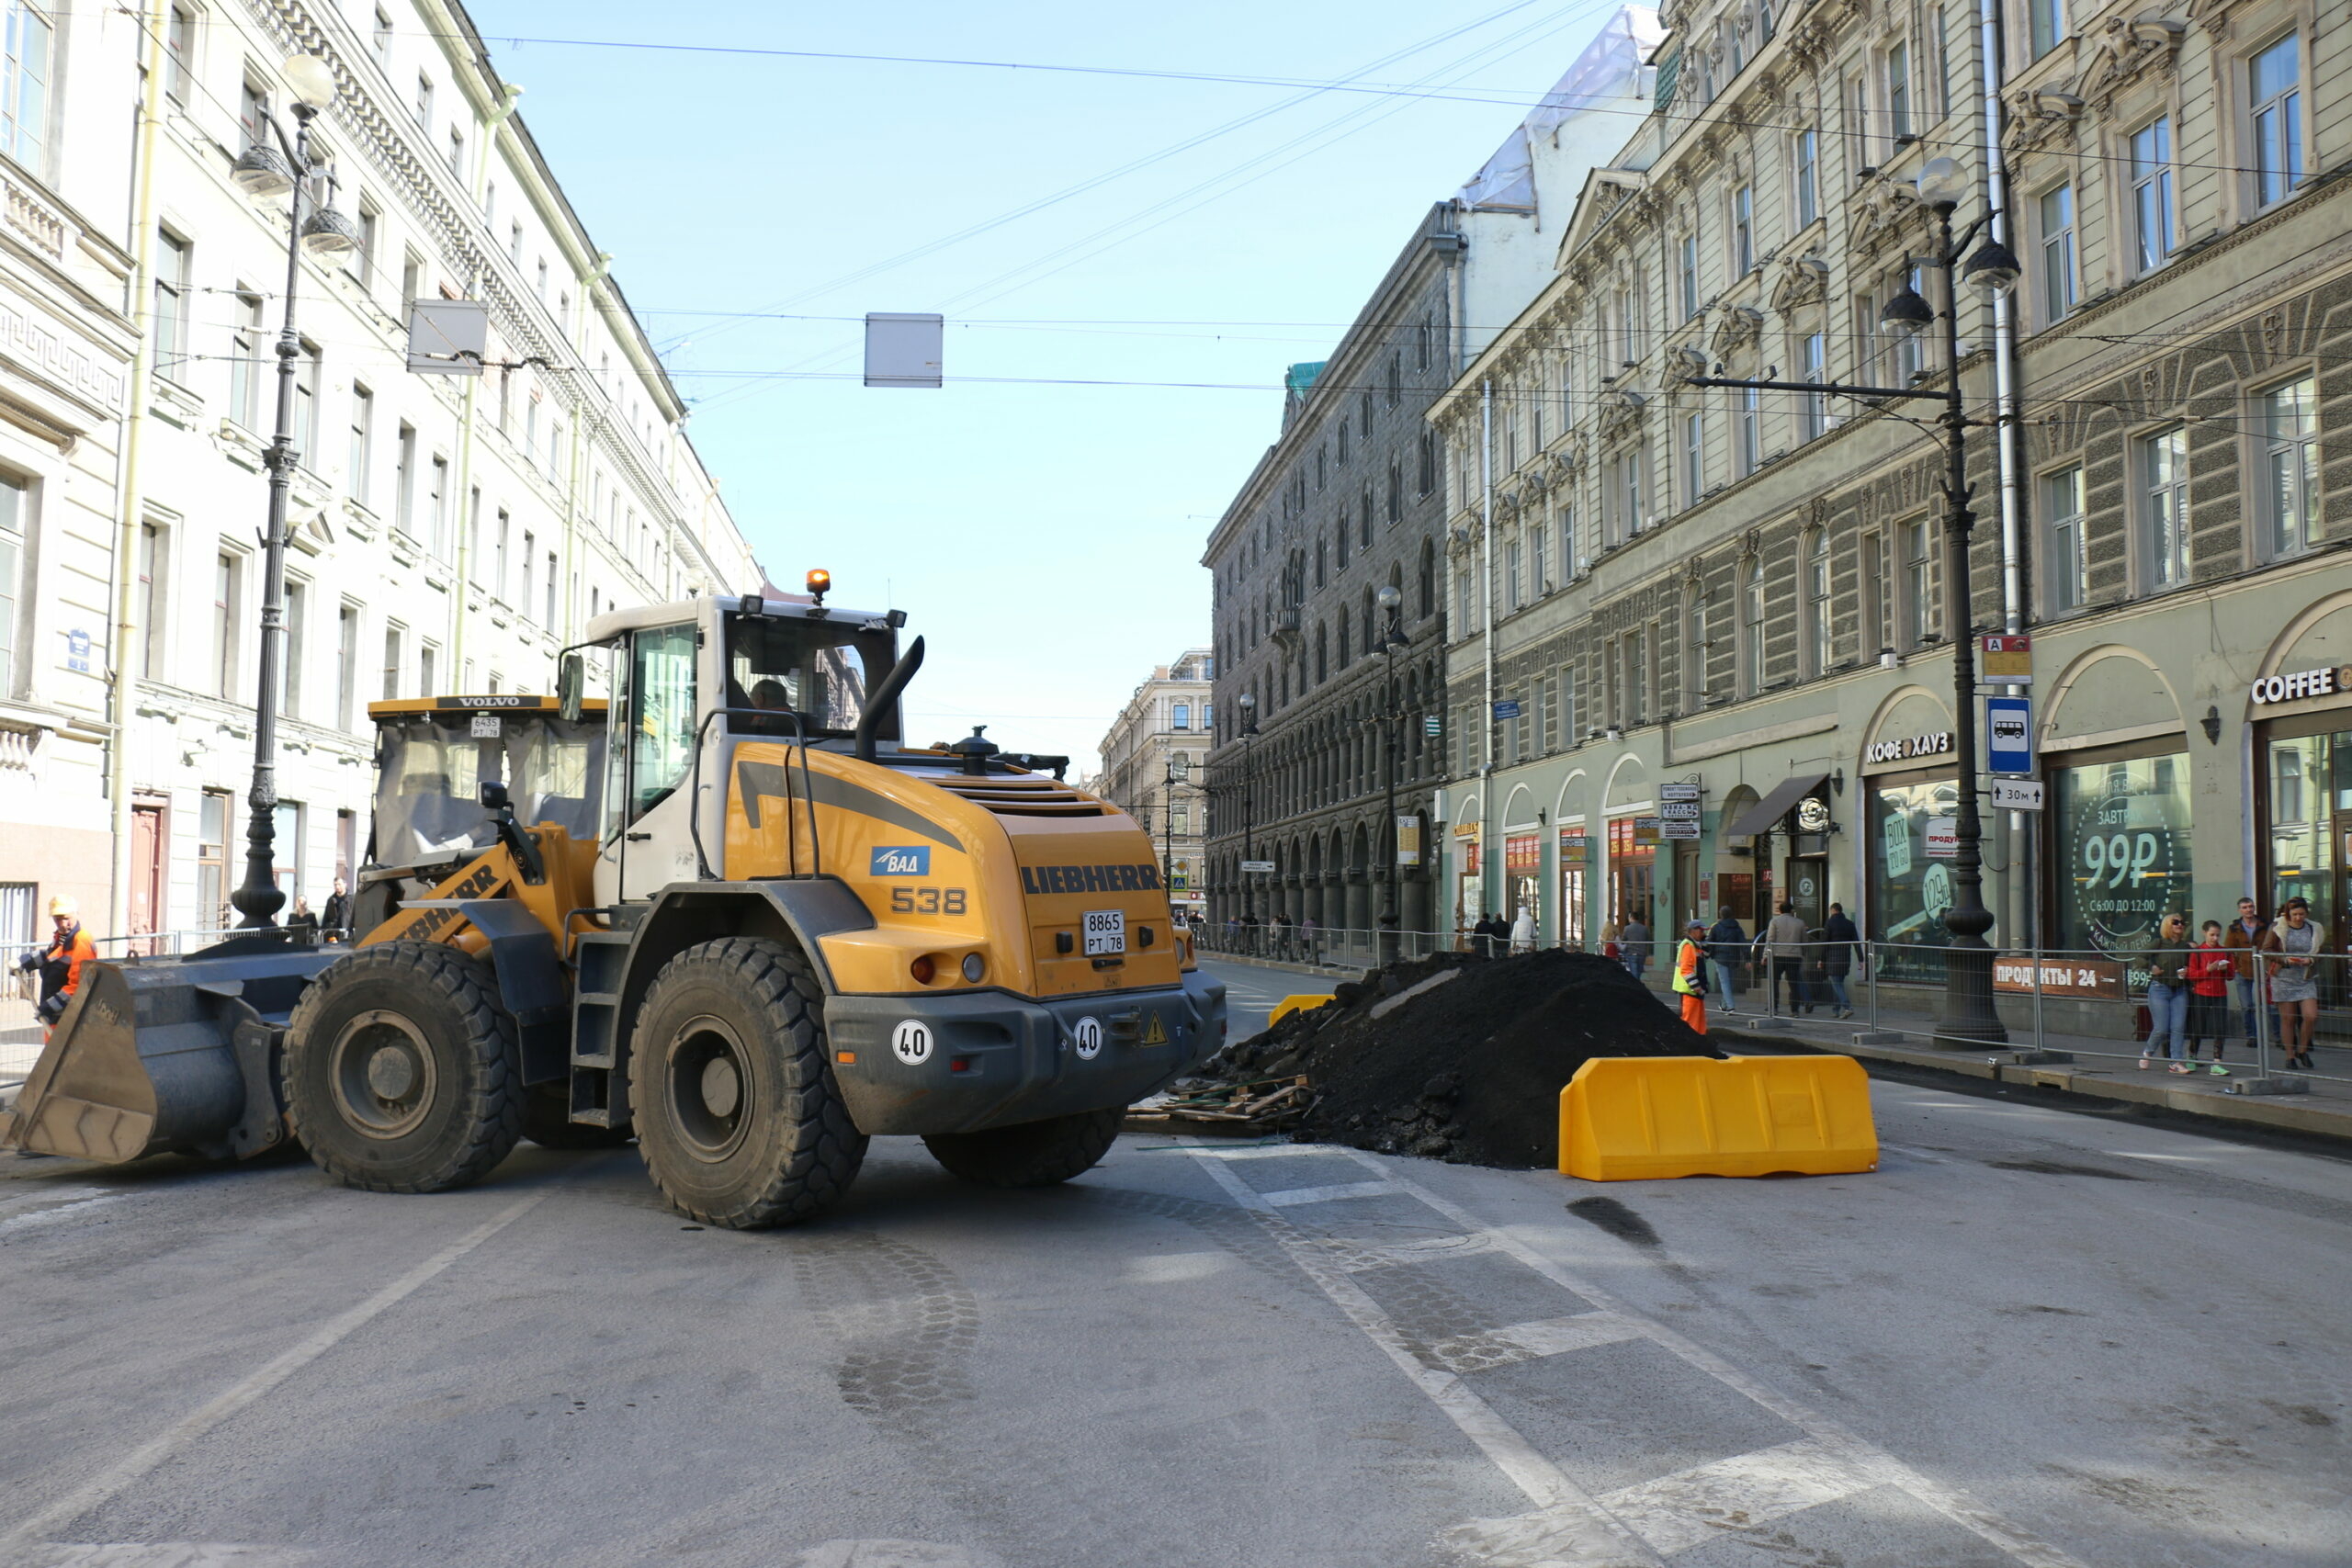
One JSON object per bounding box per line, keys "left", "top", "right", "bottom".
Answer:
{"left": 3, "top": 936, "right": 343, "bottom": 1164}
{"left": 854, "top": 635, "right": 926, "bottom": 762}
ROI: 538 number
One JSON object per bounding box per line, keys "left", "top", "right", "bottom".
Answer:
{"left": 889, "top": 886, "right": 967, "bottom": 915}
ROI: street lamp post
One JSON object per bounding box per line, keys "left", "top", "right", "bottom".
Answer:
{"left": 1375, "top": 584, "right": 1406, "bottom": 964}
{"left": 1686, "top": 156, "right": 2019, "bottom": 1046}
{"left": 1236, "top": 692, "right": 1259, "bottom": 934}
{"left": 223, "top": 56, "right": 358, "bottom": 929}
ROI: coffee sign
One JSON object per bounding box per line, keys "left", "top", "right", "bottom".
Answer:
{"left": 1866, "top": 731, "right": 1953, "bottom": 765}
{"left": 2251, "top": 665, "right": 2352, "bottom": 705}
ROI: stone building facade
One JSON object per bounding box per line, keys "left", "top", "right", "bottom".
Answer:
{"left": 0, "top": 0, "right": 758, "bottom": 955}
{"left": 1200, "top": 9, "right": 1660, "bottom": 942}
{"left": 1094, "top": 648, "right": 1214, "bottom": 920}
{"left": 1431, "top": 0, "right": 2352, "bottom": 998}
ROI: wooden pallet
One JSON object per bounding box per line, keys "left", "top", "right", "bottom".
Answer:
{"left": 1127, "top": 1076, "right": 1312, "bottom": 1132}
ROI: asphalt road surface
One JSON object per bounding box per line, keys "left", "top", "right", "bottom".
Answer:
{"left": 0, "top": 956, "right": 2344, "bottom": 1568}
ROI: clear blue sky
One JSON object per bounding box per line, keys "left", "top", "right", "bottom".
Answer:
{"left": 466, "top": 1, "right": 1623, "bottom": 768}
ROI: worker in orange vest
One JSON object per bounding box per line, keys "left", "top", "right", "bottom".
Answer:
{"left": 1671, "top": 918, "right": 1709, "bottom": 1037}
{"left": 17, "top": 894, "right": 96, "bottom": 1028}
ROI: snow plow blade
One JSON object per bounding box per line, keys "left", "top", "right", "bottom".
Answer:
{"left": 1558, "top": 1055, "right": 1879, "bottom": 1181}
{"left": 1, "top": 936, "right": 344, "bottom": 1164}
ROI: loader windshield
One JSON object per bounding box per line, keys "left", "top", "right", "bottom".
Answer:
{"left": 373, "top": 710, "right": 607, "bottom": 865}
{"left": 725, "top": 615, "right": 899, "bottom": 742}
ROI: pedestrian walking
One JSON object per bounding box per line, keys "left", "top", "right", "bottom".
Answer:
{"left": 320, "top": 875, "right": 353, "bottom": 942}
{"left": 1820, "top": 902, "right": 1860, "bottom": 1019}
{"left": 1273, "top": 911, "right": 1294, "bottom": 962}
{"left": 1600, "top": 918, "right": 1623, "bottom": 965}
{"left": 1673, "top": 919, "right": 1711, "bottom": 1037}
{"left": 1510, "top": 907, "right": 1535, "bottom": 954}
{"left": 1707, "top": 908, "right": 1747, "bottom": 1015}
{"left": 17, "top": 895, "right": 96, "bottom": 1028}
{"left": 1758, "top": 901, "right": 1809, "bottom": 1014}
{"left": 2184, "top": 921, "right": 2233, "bottom": 1075}
{"left": 2223, "top": 897, "right": 2267, "bottom": 1054}
{"left": 1620, "top": 908, "right": 1652, "bottom": 981}
{"left": 287, "top": 895, "right": 321, "bottom": 945}
{"left": 2264, "top": 897, "right": 2325, "bottom": 1071}
{"left": 2139, "top": 911, "right": 2192, "bottom": 1071}
{"left": 1299, "top": 915, "right": 1319, "bottom": 964}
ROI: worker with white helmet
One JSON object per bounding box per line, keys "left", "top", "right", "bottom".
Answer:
{"left": 17, "top": 894, "right": 96, "bottom": 1026}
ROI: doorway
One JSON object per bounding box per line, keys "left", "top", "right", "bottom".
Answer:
{"left": 1790, "top": 856, "right": 1828, "bottom": 931}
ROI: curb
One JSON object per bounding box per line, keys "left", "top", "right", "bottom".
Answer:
{"left": 1713, "top": 1023, "right": 2352, "bottom": 1144}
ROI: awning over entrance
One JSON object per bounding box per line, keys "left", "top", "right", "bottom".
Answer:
{"left": 1724, "top": 773, "right": 1830, "bottom": 839}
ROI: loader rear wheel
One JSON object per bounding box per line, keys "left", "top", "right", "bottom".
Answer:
{"left": 629, "top": 937, "right": 866, "bottom": 1229}
{"left": 922, "top": 1107, "right": 1123, "bottom": 1190}
{"left": 522, "top": 1083, "right": 633, "bottom": 1150}
{"left": 284, "top": 942, "right": 523, "bottom": 1194}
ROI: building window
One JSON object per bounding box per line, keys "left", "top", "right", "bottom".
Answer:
{"left": 1731, "top": 185, "right": 1753, "bottom": 274}
{"left": 2029, "top": 0, "right": 2064, "bottom": 60}
{"left": 198, "top": 791, "right": 232, "bottom": 931}
{"left": 213, "top": 550, "right": 242, "bottom": 698}
{"left": 1361, "top": 486, "right": 1374, "bottom": 548}
{"left": 231, "top": 290, "right": 266, "bottom": 430}
{"left": 0, "top": 471, "right": 20, "bottom": 694}
{"left": 1863, "top": 532, "right": 1890, "bottom": 654}
{"left": 1681, "top": 411, "right": 1702, "bottom": 507}
{"left": 2140, "top": 427, "right": 2189, "bottom": 588}
{"left": 2260, "top": 376, "right": 2317, "bottom": 559}
{"left": 1736, "top": 385, "right": 1758, "bottom": 477}
{"left": 1805, "top": 529, "right": 1832, "bottom": 674}
{"left": 1336, "top": 420, "right": 1349, "bottom": 466}
{"left": 429, "top": 456, "right": 449, "bottom": 557}
{"left": 1886, "top": 40, "right": 1911, "bottom": 141}
{"left": 153, "top": 231, "right": 189, "bottom": 374}
{"left": 1679, "top": 231, "right": 1699, "bottom": 318}
{"left": 2043, "top": 467, "right": 2087, "bottom": 612}
{"left": 336, "top": 603, "right": 358, "bottom": 728}
{"left": 414, "top": 72, "right": 432, "bottom": 130}
{"left": 1385, "top": 351, "right": 1400, "bottom": 407}
{"left": 2252, "top": 34, "right": 2302, "bottom": 208}
{"left": 282, "top": 579, "right": 306, "bottom": 718}
{"left": 1800, "top": 331, "right": 1827, "bottom": 442}
{"left": 2129, "top": 118, "right": 2174, "bottom": 273}
{"left": 1895, "top": 264, "right": 1926, "bottom": 381}
{"left": 1531, "top": 516, "right": 1546, "bottom": 594}
{"left": 1742, "top": 557, "right": 1766, "bottom": 694}
{"left": 545, "top": 552, "right": 558, "bottom": 624}
{"left": 1455, "top": 561, "right": 1473, "bottom": 635}
{"left": 348, "top": 199, "right": 379, "bottom": 288}
{"left": 164, "top": 3, "right": 194, "bottom": 107}
{"left": 418, "top": 642, "right": 435, "bottom": 698}
{"left": 1172, "top": 701, "right": 1190, "bottom": 731}
{"left": 1506, "top": 538, "right": 1522, "bottom": 611}
{"left": 294, "top": 338, "right": 322, "bottom": 465}
{"left": 1903, "top": 517, "right": 1935, "bottom": 643}
{"left": 1793, "top": 129, "right": 1818, "bottom": 227}
{"left": 348, "top": 384, "right": 373, "bottom": 503}
{"left": 135, "top": 520, "right": 166, "bottom": 680}
{"left": 2038, "top": 186, "right": 2077, "bottom": 323}
{"left": 381, "top": 623, "right": 403, "bottom": 700}
{"left": 373, "top": 6, "right": 393, "bottom": 62}
{"left": 1418, "top": 431, "right": 1435, "bottom": 494}
{"left": 1385, "top": 463, "right": 1401, "bottom": 527}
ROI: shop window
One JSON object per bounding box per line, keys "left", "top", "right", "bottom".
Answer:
{"left": 2042, "top": 466, "right": 2087, "bottom": 612}
{"left": 2051, "top": 749, "right": 2193, "bottom": 956}
{"left": 2259, "top": 377, "right": 2317, "bottom": 559}
{"left": 1867, "top": 772, "right": 1958, "bottom": 978}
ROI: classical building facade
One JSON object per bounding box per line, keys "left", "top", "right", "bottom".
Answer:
{"left": 1432, "top": 0, "right": 2352, "bottom": 993}
{"left": 1094, "top": 649, "right": 1214, "bottom": 919}
{"left": 1200, "top": 9, "right": 1659, "bottom": 941}
{"left": 0, "top": 0, "right": 758, "bottom": 952}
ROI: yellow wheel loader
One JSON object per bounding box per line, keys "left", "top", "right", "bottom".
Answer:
{"left": 3, "top": 587, "right": 1226, "bottom": 1228}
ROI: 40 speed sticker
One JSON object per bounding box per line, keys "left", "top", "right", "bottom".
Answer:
{"left": 1071, "top": 1016, "right": 1103, "bottom": 1060}
{"left": 891, "top": 1020, "right": 933, "bottom": 1066}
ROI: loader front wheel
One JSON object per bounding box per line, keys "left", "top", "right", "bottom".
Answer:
{"left": 922, "top": 1107, "right": 1123, "bottom": 1190}
{"left": 629, "top": 938, "right": 866, "bottom": 1229}
{"left": 284, "top": 942, "right": 524, "bottom": 1193}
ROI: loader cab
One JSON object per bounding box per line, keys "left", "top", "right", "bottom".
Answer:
{"left": 582, "top": 592, "right": 903, "bottom": 904}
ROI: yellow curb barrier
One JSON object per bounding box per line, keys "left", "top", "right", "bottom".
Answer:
{"left": 1268, "top": 993, "right": 1338, "bottom": 1028}
{"left": 1559, "top": 1055, "right": 1879, "bottom": 1180}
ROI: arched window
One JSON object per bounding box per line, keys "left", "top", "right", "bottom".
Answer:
{"left": 1314, "top": 622, "right": 1328, "bottom": 683}
{"left": 1337, "top": 607, "right": 1351, "bottom": 666}
{"left": 1361, "top": 589, "right": 1376, "bottom": 655}
{"left": 1742, "top": 555, "right": 1767, "bottom": 694}
{"left": 1419, "top": 539, "right": 1436, "bottom": 618}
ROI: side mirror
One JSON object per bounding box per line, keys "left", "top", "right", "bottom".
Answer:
{"left": 557, "top": 653, "right": 584, "bottom": 724}
{"left": 480, "top": 780, "right": 512, "bottom": 812}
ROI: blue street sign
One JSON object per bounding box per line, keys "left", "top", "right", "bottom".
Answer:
{"left": 1985, "top": 695, "right": 2033, "bottom": 774}
{"left": 1493, "top": 700, "right": 1522, "bottom": 720}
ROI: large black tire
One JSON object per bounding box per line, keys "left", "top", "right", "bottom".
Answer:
{"left": 522, "top": 1083, "right": 634, "bottom": 1149}
{"left": 283, "top": 942, "right": 524, "bottom": 1193}
{"left": 922, "top": 1107, "right": 1123, "bottom": 1190}
{"left": 628, "top": 937, "right": 866, "bottom": 1228}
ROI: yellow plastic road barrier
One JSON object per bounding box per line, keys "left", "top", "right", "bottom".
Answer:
{"left": 1268, "top": 993, "right": 1337, "bottom": 1028}
{"left": 1559, "top": 1055, "right": 1878, "bottom": 1180}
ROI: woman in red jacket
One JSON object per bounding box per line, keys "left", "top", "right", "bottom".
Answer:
{"left": 2183, "top": 920, "right": 2234, "bottom": 1076}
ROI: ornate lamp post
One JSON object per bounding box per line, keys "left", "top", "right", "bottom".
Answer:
{"left": 1235, "top": 691, "right": 1259, "bottom": 934}
{"left": 1375, "top": 584, "right": 1407, "bottom": 963}
{"left": 224, "top": 55, "right": 359, "bottom": 928}
{"left": 1686, "top": 155, "right": 2020, "bottom": 1045}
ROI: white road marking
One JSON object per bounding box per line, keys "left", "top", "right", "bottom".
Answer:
{"left": 1875, "top": 1142, "right": 1952, "bottom": 1165}
{"left": 1120, "top": 1250, "right": 1230, "bottom": 1284}
{"left": 31, "top": 1545, "right": 313, "bottom": 1566}
{"left": 1337, "top": 1152, "right": 2091, "bottom": 1568}
{"left": 1186, "top": 1150, "right": 1668, "bottom": 1568}
{"left": 1597, "top": 1438, "right": 1882, "bottom": 1555}
{"left": 0, "top": 1195, "right": 124, "bottom": 1233}
{"left": 1259, "top": 1179, "right": 1400, "bottom": 1207}
{"left": 1421, "top": 1313, "right": 1646, "bottom": 1376}
{"left": 0, "top": 1183, "right": 105, "bottom": 1218}
{"left": 1177, "top": 1143, "right": 1333, "bottom": 1162}
{"left": 1, "top": 1190, "right": 553, "bottom": 1553}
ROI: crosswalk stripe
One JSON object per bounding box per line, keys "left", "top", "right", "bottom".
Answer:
{"left": 1598, "top": 1438, "right": 1881, "bottom": 1555}
{"left": 1258, "top": 1179, "right": 1398, "bottom": 1207}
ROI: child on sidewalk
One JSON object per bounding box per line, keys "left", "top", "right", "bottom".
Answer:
{"left": 2184, "top": 920, "right": 2234, "bottom": 1076}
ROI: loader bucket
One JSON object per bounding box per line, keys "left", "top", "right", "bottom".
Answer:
{"left": 1, "top": 936, "right": 344, "bottom": 1165}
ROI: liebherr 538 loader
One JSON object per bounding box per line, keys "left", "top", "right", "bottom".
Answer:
{"left": 3, "top": 583, "right": 1226, "bottom": 1228}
